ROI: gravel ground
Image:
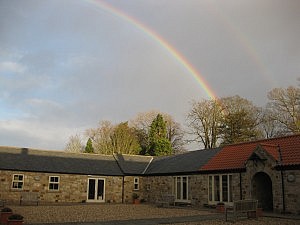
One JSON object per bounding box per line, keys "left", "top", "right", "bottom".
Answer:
{"left": 8, "top": 204, "right": 211, "bottom": 224}
{"left": 166, "top": 218, "right": 300, "bottom": 225}
{"left": 7, "top": 204, "right": 300, "bottom": 225}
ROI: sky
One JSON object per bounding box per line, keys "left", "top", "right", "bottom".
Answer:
{"left": 0, "top": 0, "right": 299, "bottom": 151}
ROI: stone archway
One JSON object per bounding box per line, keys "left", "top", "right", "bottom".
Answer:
{"left": 252, "top": 172, "right": 273, "bottom": 211}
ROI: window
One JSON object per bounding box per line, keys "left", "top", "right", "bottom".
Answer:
{"left": 49, "top": 176, "right": 60, "bottom": 191}
{"left": 133, "top": 177, "right": 139, "bottom": 190}
{"left": 208, "top": 174, "right": 233, "bottom": 203}
{"left": 173, "top": 176, "right": 189, "bottom": 202}
{"left": 12, "top": 174, "right": 24, "bottom": 190}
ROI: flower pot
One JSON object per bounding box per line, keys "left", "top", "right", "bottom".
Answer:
{"left": 256, "top": 208, "right": 263, "bottom": 217}
{"left": 247, "top": 211, "right": 257, "bottom": 218}
{"left": 133, "top": 199, "right": 140, "bottom": 204}
{"left": 0, "top": 212, "right": 13, "bottom": 225}
{"left": 216, "top": 204, "right": 225, "bottom": 213}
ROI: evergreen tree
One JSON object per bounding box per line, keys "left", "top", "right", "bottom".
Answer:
{"left": 85, "top": 138, "right": 94, "bottom": 153}
{"left": 147, "top": 114, "right": 172, "bottom": 156}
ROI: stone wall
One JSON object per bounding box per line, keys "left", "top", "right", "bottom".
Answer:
{"left": 283, "top": 169, "right": 300, "bottom": 214}
{"left": 241, "top": 147, "right": 300, "bottom": 214}
{"left": 139, "top": 174, "right": 243, "bottom": 206}
{"left": 0, "top": 170, "right": 123, "bottom": 204}
{"left": 243, "top": 151, "right": 283, "bottom": 213}
{"left": 1, "top": 168, "right": 299, "bottom": 214}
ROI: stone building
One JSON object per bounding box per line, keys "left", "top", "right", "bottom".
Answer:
{"left": 0, "top": 134, "right": 299, "bottom": 214}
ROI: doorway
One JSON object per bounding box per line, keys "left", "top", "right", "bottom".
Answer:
{"left": 252, "top": 172, "right": 273, "bottom": 211}
{"left": 174, "top": 176, "right": 189, "bottom": 202}
{"left": 87, "top": 178, "right": 105, "bottom": 202}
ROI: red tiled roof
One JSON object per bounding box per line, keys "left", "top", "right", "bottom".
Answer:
{"left": 260, "top": 144, "right": 279, "bottom": 161}
{"left": 201, "top": 134, "right": 300, "bottom": 171}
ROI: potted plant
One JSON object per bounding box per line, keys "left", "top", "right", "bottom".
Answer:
{"left": 7, "top": 214, "right": 24, "bottom": 225}
{"left": 216, "top": 202, "right": 225, "bottom": 213}
{"left": 132, "top": 193, "right": 140, "bottom": 204}
{"left": 1, "top": 207, "right": 13, "bottom": 225}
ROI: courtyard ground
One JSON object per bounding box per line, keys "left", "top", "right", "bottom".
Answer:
{"left": 6, "top": 203, "right": 300, "bottom": 225}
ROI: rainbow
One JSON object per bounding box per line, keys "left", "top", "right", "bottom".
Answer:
{"left": 83, "top": 0, "right": 218, "bottom": 100}
{"left": 206, "top": 2, "right": 275, "bottom": 87}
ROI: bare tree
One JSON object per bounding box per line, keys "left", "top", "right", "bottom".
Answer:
{"left": 110, "top": 122, "right": 141, "bottom": 155}
{"left": 219, "top": 95, "right": 263, "bottom": 145}
{"left": 260, "top": 108, "right": 285, "bottom": 138}
{"left": 65, "top": 134, "right": 84, "bottom": 153}
{"left": 186, "top": 99, "right": 223, "bottom": 149}
{"left": 85, "top": 120, "right": 141, "bottom": 155}
{"left": 163, "top": 114, "right": 186, "bottom": 154}
{"left": 267, "top": 86, "right": 300, "bottom": 134}
{"left": 85, "top": 120, "right": 114, "bottom": 154}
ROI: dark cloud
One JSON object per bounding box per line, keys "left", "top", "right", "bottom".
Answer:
{"left": 0, "top": 0, "right": 299, "bottom": 150}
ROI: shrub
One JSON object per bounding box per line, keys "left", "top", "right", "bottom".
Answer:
{"left": 1, "top": 207, "right": 12, "bottom": 212}
{"left": 8, "top": 214, "right": 23, "bottom": 220}
{"left": 132, "top": 193, "right": 139, "bottom": 200}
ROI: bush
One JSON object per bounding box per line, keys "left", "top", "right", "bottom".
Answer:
{"left": 132, "top": 193, "right": 139, "bottom": 200}
{"left": 1, "top": 207, "right": 12, "bottom": 212}
{"left": 8, "top": 214, "right": 23, "bottom": 220}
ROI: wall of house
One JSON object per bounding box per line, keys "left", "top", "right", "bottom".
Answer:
{"left": 243, "top": 152, "right": 285, "bottom": 213}
{"left": 142, "top": 176, "right": 175, "bottom": 204}
{"left": 0, "top": 170, "right": 123, "bottom": 204}
{"left": 282, "top": 169, "right": 300, "bottom": 214}
{"left": 123, "top": 176, "right": 140, "bottom": 203}
{"left": 140, "top": 174, "right": 242, "bottom": 206}
{"left": 241, "top": 165, "right": 300, "bottom": 214}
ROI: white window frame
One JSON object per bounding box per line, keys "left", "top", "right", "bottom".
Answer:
{"left": 87, "top": 177, "right": 106, "bottom": 202}
{"left": 48, "top": 176, "right": 60, "bottom": 191}
{"left": 173, "top": 176, "right": 189, "bottom": 203}
{"left": 133, "top": 177, "right": 139, "bottom": 190}
{"left": 12, "top": 174, "right": 24, "bottom": 190}
{"left": 208, "top": 174, "right": 233, "bottom": 204}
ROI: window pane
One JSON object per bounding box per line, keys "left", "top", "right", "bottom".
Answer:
{"left": 12, "top": 175, "right": 23, "bottom": 189}
{"left": 18, "top": 182, "right": 23, "bottom": 189}
{"left": 97, "top": 179, "right": 104, "bottom": 200}
{"left": 176, "top": 177, "right": 181, "bottom": 199}
{"left": 214, "top": 176, "right": 220, "bottom": 201}
{"left": 88, "top": 179, "right": 96, "bottom": 200}
{"left": 229, "top": 175, "right": 233, "bottom": 202}
{"left": 209, "top": 176, "right": 212, "bottom": 201}
{"left": 13, "top": 182, "right": 18, "bottom": 188}
{"left": 182, "top": 177, "right": 187, "bottom": 200}
{"left": 50, "top": 177, "right": 59, "bottom": 182}
{"left": 222, "top": 175, "right": 228, "bottom": 202}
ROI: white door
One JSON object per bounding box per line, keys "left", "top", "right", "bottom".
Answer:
{"left": 87, "top": 178, "right": 105, "bottom": 202}
{"left": 174, "top": 176, "right": 189, "bottom": 202}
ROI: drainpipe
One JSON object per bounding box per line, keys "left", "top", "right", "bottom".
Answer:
{"left": 122, "top": 176, "right": 125, "bottom": 204}
{"left": 277, "top": 145, "right": 286, "bottom": 214}
{"left": 239, "top": 172, "right": 243, "bottom": 200}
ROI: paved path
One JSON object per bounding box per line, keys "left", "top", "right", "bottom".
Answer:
{"left": 27, "top": 213, "right": 225, "bottom": 225}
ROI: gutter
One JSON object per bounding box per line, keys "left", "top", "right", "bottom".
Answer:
{"left": 239, "top": 172, "right": 243, "bottom": 200}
